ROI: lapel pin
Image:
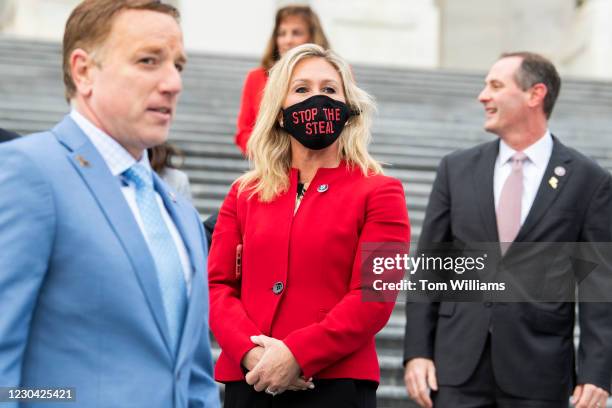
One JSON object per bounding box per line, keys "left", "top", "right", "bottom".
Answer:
{"left": 554, "top": 166, "right": 566, "bottom": 177}
{"left": 548, "top": 176, "right": 558, "bottom": 189}
{"left": 75, "top": 155, "right": 90, "bottom": 168}
{"left": 169, "top": 192, "right": 177, "bottom": 203}
{"left": 317, "top": 184, "right": 329, "bottom": 193}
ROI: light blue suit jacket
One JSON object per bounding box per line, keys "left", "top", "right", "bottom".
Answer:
{"left": 0, "top": 116, "right": 220, "bottom": 408}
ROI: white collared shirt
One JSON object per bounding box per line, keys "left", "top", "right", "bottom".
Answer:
{"left": 70, "top": 109, "right": 192, "bottom": 294}
{"left": 493, "top": 130, "right": 553, "bottom": 225}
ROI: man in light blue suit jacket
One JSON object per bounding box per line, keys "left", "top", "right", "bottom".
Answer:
{"left": 0, "top": 1, "right": 219, "bottom": 407}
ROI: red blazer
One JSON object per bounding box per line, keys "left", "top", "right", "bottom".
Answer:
{"left": 209, "top": 163, "right": 410, "bottom": 382}
{"left": 234, "top": 67, "right": 268, "bottom": 155}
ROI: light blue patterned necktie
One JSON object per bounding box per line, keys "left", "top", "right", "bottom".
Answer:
{"left": 123, "top": 163, "right": 187, "bottom": 354}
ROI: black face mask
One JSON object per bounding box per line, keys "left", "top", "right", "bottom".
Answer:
{"left": 281, "top": 95, "right": 353, "bottom": 150}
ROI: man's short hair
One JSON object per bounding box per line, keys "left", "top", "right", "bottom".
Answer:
{"left": 62, "top": 0, "right": 180, "bottom": 101}
{"left": 500, "top": 51, "right": 561, "bottom": 119}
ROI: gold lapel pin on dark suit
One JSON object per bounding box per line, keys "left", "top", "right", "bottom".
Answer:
{"left": 75, "top": 155, "right": 91, "bottom": 168}
{"left": 548, "top": 176, "right": 559, "bottom": 189}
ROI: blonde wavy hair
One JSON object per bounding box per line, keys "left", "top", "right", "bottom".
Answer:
{"left": 239, "top": 43, "right": 382, "bottom": 202}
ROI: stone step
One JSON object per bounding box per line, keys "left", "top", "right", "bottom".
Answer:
{"left": 2, "top": 37, "right": 611, "bottom": 407}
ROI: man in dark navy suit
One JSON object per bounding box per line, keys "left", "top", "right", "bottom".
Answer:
{"left": 403, "top": 52, "right": 612, "bottom": 408}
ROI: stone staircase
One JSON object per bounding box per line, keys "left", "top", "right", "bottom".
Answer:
{"left": 1, "top": 38, "right": 611, "bottom": 407}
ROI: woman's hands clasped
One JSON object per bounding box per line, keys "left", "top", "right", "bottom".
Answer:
{"left": 243, "top": 335, "right": 315, "bottom": 395}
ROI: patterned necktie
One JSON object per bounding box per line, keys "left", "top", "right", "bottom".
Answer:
{"left": 123, "top": 163, "right": 187, "bottom": 354}
{"left": 497, "top": 152, "right": 527, "bottom": 252}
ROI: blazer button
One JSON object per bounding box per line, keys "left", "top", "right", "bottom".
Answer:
{"left": 272, "top": 282, "right": 284, "bottom": 295}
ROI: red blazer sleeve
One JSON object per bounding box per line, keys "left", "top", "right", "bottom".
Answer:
{"left": 208, "top": 183, "right": 261, "bottom": 366}
{"left": 283, "top": 178, "right": 410, "bottom": 378}
{"left": 234, "top": 68, "right": 267, "bottom": 155}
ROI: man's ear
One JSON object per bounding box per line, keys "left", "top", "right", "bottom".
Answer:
{"left": 528, "top": 83, "right": 548, "bottom": 110}
{"left": 70, "top": 48, "right": 97, "bottom": 97}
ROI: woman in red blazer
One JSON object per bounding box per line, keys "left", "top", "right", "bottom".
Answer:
{"left": 210, "top": 44, "right": 410, "bottom": 407}
{"left": 234, "top": 5, "right": 329, "bottom": 155}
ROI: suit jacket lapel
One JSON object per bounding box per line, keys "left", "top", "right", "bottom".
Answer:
{"left": 153, "top": 175, "right": 204, "bottom": 364}
{"left": 515, "top": 137, "right": 573, "bottom": 241}
{"left": 472, "top": 140, "right": 500, "bottom": 243}
{"left": 52, "top": 116, "right": 174, "bottom": 358}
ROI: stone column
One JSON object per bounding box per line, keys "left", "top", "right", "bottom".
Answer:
{"left": 311, "top": 0, "right": 439, "bottom": 68}
{"left": 0, "top": 0, "right": 17, "bottom": 31}
{"left": 1, "top": 0, "right": 80, "bottom": 40}
{"left": 181, "top": 0, "right": 277, "bottom": 55}
{"left": 559, "top": 0, "right": 612, "bottom": 79}
{"left": 438, "top": 0, "right": 574, "bottom": 70}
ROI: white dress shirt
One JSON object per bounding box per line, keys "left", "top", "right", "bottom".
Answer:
{"left": 493, "top": 131, "right": 553, "bottom": 225}
{"left": 70, "top": 109, "right": 192, "bottom": 294}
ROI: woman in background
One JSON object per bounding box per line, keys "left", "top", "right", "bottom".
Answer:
{"left": 148, "top": 142, "right": 193, "bottom": 201}
{"left": 234, "top": 5, "right": 329, "bottom": 155}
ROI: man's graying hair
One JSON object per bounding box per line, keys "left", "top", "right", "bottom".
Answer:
{"left": 500, "top": 51, "right": 561, "bottom": 119}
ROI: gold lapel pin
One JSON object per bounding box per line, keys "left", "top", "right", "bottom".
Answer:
{"left": 75, "top": 155, "right": 90, "bottom": 168}
{"left": 548, "top": 176, "right": 558, "bottom": 189}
